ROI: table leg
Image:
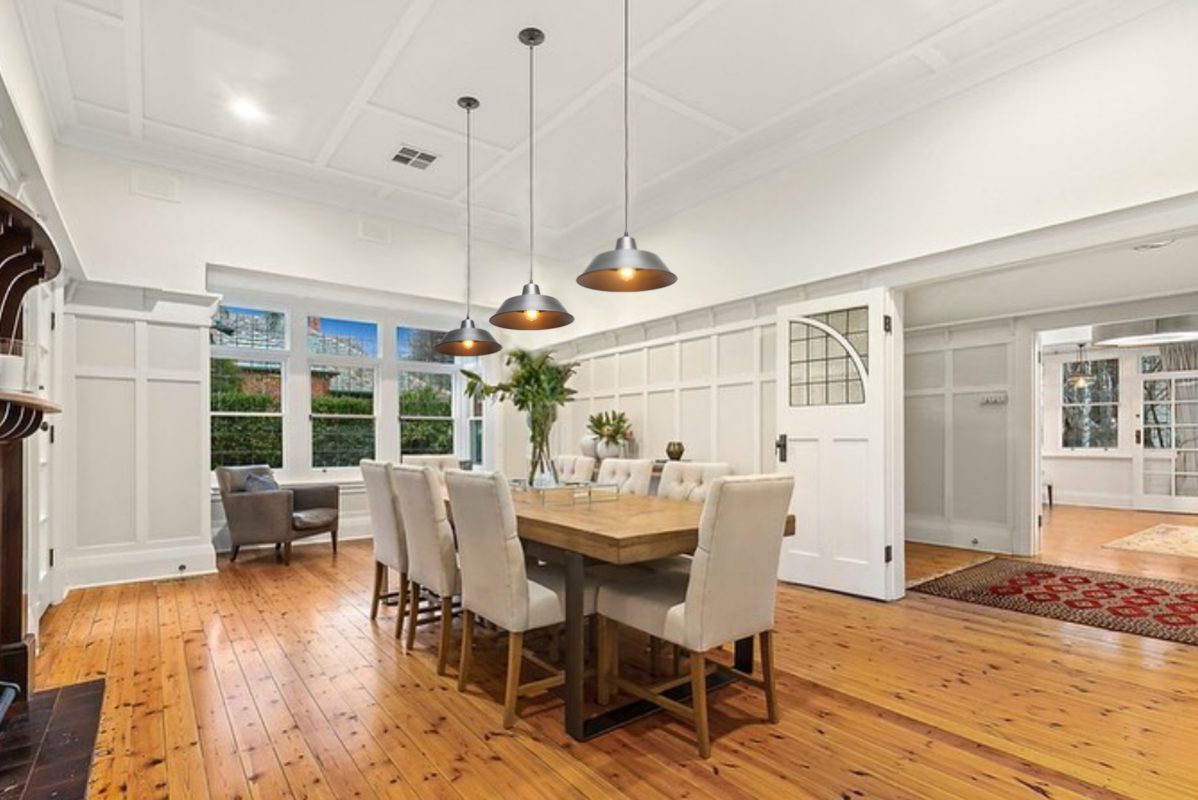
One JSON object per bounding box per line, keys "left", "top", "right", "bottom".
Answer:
{"left": 564, "top": 551, "right": 586, "bottom": 741}
{"left": 734, "top": 636, "right": 754, "bottom": 673}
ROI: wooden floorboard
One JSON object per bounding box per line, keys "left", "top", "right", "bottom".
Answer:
{"left": 36, "top": 507, "right": 1198, "bottom": 799}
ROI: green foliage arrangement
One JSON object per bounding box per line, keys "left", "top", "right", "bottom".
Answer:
{"left": 463, "top": 349, "right": 578, "bottom": 484}
{"left": 587, "top": 410, "right": 633, "bottom": 445}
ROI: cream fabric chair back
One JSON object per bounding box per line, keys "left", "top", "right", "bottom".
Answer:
{"left": 361, "top": 460, "right": 406, "bottom": 573}
{"left": 390, "top": 464, "right": 457, "bottom": 597}
{"left": 401, "top": 454, "right": 459, "bottom": 498}
{"left": 684, "top": 475, "right": 794, "bottom": 652}
{"left": 657, "top": 461, "right": 733, "bottom": 503}
{"left": 595, "top": 458, "right": 653, "bottom": 495}
{"left": 445, "top": 470, "right": 533, "bottom": 632}
{"left": 554, "top": 455, "right": 596, "bottom": 483}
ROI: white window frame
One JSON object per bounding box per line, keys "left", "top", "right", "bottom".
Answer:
{"left": 1060, "top": 357, "right": 1119, "bottom": 450}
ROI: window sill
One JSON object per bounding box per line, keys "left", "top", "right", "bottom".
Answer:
{"left": 1043, "top": 450, "right": 1132, "bottom": 460}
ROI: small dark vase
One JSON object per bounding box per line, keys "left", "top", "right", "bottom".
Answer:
{"left": 666, "top": 441, "right": 685, "bottom": 461}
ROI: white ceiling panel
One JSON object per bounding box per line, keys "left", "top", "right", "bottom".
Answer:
{"left": 55, "top": 4, "right": 127, "bottom": 111}
{"left": 140, "top": 0, "right": 414, "bottom": 159}
{"left": 327, "top": 105, "right": 503, "bottom": 199}
{"left": 635, "top": 0, "right": 996, "bottom": 130}
{"left": 370, "top": 0, "right": 704, "bottom": 150}
{"left": 473, "top": 84, "right": 729, "bottom": 230}
{"left": 18, "top": 0, "right": 1134, "bottom": 259}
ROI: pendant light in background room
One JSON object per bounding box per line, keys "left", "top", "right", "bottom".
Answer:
{"left": 577, "top": 0, "right": 677, "bottom": 292}
{"left": 1066, "top": 342, "right": 1093, "bottom": 389}
{"left": 491, "top": 27, "right": 574, "bottom": 331}
{"left": 437, "top": 96, "right": 502, "bottom": 357}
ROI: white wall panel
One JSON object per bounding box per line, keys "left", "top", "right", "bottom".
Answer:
{"left": 148, "top": 324, "right": 201, "bottom": 372}
{"left": 75, "top": 377, "right": 136, "bottom": 545}
{"left": 761, "top": 379, "right": 777, "bottom": 471}
{"left": 646, "top": 391, "right": 675, "bottom": 459}
{"left": 680, "top": 338, "right": 710, "bottom": 382}
{"left": 618, "top": 350, "right": 645, "bottom": 388}
{"left": 953, "top": 344, "right": 1008, "bottom": 387}
{"left": 147, "top": 380, "right": 202, "bottom": 540}
{"left": 905, "top": 395, "right": 946, "bottom": 517}
{"left": 717, "top": 329, "right": 755, "bottom": 377}
{"left": 592, "top": 355, "right": 616, "bottom": 393}
{"left": 647, "top": 344, "right": 676, "bottom": 384}
{"left": 953, "top": 393, "right": 1009, "bottom": 524}
{"left": 75, "top": 317, "right": 134, "bottom": 370}
{"left": 679, "top": 387, "right": 711, "bottom": 461}
{"left": 717, "top": 383, "right": 755, "bottom": 473}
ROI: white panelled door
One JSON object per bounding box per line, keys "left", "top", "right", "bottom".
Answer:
{"left": 1133, "top": 369, "right": 1198, "bottom": 513}
{"left": 774, "top": 288, "right": 904, "bottom": 600}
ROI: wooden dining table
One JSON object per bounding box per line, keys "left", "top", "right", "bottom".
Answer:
{"left": 513, "top": 491, "right": 796, "bottom": 741}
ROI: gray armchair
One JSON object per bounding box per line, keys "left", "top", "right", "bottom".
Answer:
{"left": 215, "top": 466, "right": 340, "bottom": 565}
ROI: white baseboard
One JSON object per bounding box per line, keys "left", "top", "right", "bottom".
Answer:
{"left": 209, "top": 512, "right": 373, "bottom": 553}
{"left": 905, "top": 514, "right": 1013, "bottom": 553}
{"left": 1050, "top": 490, "right": 1132, "bottom": 510}
{"left": 62, "top": 541, "right": 218, "bottom": 590}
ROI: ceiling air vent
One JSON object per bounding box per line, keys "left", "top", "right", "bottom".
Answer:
{"left": 392, "top": 145, "right": 438, "bottom": 170}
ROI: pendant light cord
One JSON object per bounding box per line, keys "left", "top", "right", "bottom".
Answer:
{"left": 623, "top": 0, "right": 630, "bottom": 235}
{"left": 465, "top": 104, "right": 473, "bottom": 318}
{"left": 528, "top": 41, "right": 536, "bottom": 285}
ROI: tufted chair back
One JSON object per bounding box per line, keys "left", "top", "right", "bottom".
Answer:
{"left": 401, "top": 454, "right": 460, "bottom": 499}
{"left": 360, "top": 460, "right": 406, "bottom": 574}
{"left": 595, "top": 458, "right": 653, "bottom": 495}
{"left": 390, "top": 464, "right": 458, "bottom": 597}
{"left": 554, "top": 455, "right": 596, "bottom": 483}
{"left": 683, "top": 475, "right": 794, "bottom": 652}
{"left": 657, "top": 461, "right": 733, "bottom": 503}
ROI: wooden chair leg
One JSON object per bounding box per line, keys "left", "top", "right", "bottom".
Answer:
{"left": 690, "top": 652, "right": 711, "bottom": 759}
{"left": 370, "top": 562, "right": 385, "bottom": 620}
{"left": 274, "top": 542, "right": 282, "bottom": 563}
{"left": 394, "top": 574, "right": 409, "bottom": 641}
{"left": 230, "top": 545, "right": 240, "bottom": 562}
{"left": 760, "top": 630, "right": 779, "bottom": 723}
{"left": 649, "top": 637, "right": 661, "bottom": 677}
{"left": 457, "top": 611, "right": 475, "bottom": 692}
{"left": 330, "top": 528, "right": 339, "bottom": 554}
{"left": 672, "top": 644, "right": 682, "bottom": 676}
{"left": 436, "top": 595, "right": 454, "bottom": 676}
{"left": 405, "top": 581, "right": 420, "bottom": 653}
{"left": 596, "top": 617, "right": 612, "bottom": 705}
{"left": 283, "top": 542, "right": 292, "bottom": 566}
{"left": 502, "top": 631, "right": 524, "bottom": 729}
{"left": 548, "top": 625, "right": 560, "bottom": 664}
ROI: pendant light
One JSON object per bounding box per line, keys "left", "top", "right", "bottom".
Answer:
{"left": 491, "top": 27, "right": 574, "bottom": 331}
{"left": 577, "top": 0, "right": 677, "bottom": 292}
{"left": 1066, "top": 343, "right": 1093, "bottom": 389}
{"left": 437, "top": 96, "right": 502, "bottom": 357}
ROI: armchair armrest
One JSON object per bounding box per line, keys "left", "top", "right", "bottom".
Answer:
{"left": 292, "top": 483, "right": 339, "bottom": 511}
{"left": 221, "top": 489, "right": 294, "bottom": 547}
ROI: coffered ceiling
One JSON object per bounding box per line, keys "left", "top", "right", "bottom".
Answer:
{"left": 15, "top": 0, "right": 1169, "bottom": 261}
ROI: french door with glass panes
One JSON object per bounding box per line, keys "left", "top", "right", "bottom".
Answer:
{"left": 1134, "top": 366, "right": 1198, "bottom": 513}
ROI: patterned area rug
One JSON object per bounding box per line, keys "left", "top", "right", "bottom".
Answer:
{"left": 912, "top": 559, "right": 1198, "bottom": 645}
{"left": 1104, "top": 524, "right": 1198, "bottom": 559}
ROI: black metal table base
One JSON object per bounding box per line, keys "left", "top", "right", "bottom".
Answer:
{"left": 579, "top": 670, "right": 737, "bottom": 740}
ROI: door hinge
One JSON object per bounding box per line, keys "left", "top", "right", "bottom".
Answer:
{"left": 1038, "top": 514, "right": 1043, "bottom": 528}
{"left": 883, "top": 314, "right": 893, "bottom": 334}
{"left": 884, "top": 544, "right": 893, "bottom": 563}
{"left": 50, "top": 311, "right": 56, "bottom": 331}
{"left": 48, "top": 425, "right": 54, "bottom": 445}
{"left": 48, "top": 548, "right": 54, "bottom": 568}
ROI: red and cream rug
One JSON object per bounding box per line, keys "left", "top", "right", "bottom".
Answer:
{"left": 912, "top": 558, "right": 1198, "bottom": 646}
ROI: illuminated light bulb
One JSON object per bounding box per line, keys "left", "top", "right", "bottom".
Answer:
{"left": 618, "top": 267, "right": 636, "bottom": 282}
{"left": 462, "top": 339, "right": 475, "bottom": 350}
{"left": 523, "top": 308, "right": 540, "bottom": 322}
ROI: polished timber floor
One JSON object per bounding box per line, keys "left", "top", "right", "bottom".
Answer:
{"left": 36, "top": 507, "right": 1198, "bottom": 799}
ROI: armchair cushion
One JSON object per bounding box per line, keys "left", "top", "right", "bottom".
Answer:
{"left": 245, "top": 473, "right": 280, "bottom": 492}
{"left": 293, "top": 508, "right": 338, "bottom": 531}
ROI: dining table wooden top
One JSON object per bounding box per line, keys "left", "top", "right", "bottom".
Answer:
{"left": 513, "top": 492, "right": 796, "bottom": 564}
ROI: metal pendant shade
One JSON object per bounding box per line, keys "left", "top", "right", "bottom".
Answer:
{"left": 437, "top": 96, "right": 502, "bottom": 357}
{"left": 491, "top": 27, "right": 573, "bottom": 331}
{"left": 578, "top": 0, "right": 676, "bottom": 293}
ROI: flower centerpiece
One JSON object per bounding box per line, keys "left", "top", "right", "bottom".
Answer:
{"left": 463, "top": 349, "right": 578, "bottom": 487}
{"left": 587, "top": 410, "right": 633, "bottom": 460}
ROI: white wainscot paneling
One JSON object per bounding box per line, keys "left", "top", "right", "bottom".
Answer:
{"left": 760, "top": 379, "right": 776, "bottom": 471}
{"left": 646, "top": 390, "right": 676, "bottom": 459}
{"left": 592, "top": 355, "right": 616, "bottom": 393}
{"left": 905, "top": 351, "right": 945, "bottom": 390}
{"left": 717, "top": 329, "right": 755, "bottom": 377}
{"left": 618, "top": 350, "right": 645, "bottom": 388}
{"left": 76, "top": 317, "right": 135, "bottom": 370}
{"left": 148, "top": 380, "right": 203, "bottom": 540}
{"left": 680, "top": 338, "right": 710, "bottom": 382}
{"left": 679, "top": 387, "right": 711, "bottom": 460}
{"left": 953, "top": 344, "right": 1008, "bottom": 386}
{"left": 952, "top": 392, "right": 1009, "bottom": 525}
{"left": 717, "top": 383, "right": 755, "bottom": 473}
{"left": 1042, "top": 455, "right": 1133, "bottom": 508}
{"left": 617, "top": 394, "right": 647, "bottom": 459}
{"left": 647, "top": 343, "right": 677, "bottom": 384}
{"left": 148, "top": 323, "right": 202, "bottom": 372}
{"left": 760, "top": 324, "right": 776, "bottom": 377}
{"left": 905, "top": 395, "right": 946, "bottom": 517}
{"left": 76, "top": 377, "right": 137, "bottom": 545}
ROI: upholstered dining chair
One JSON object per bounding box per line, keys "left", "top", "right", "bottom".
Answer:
{"left": 401, "top": 454, "right": 460, "bottom": 500}
{"left": 446, "top": 469, "right": 601, "bottom": 727}
{"left": 390, "top": 463, "right": 460, "bottom": 674}
{"left": 595, "top": 458, "right": 653, "bottom": 495}
{"left": 360, "top": 460, "right": 408, "bottom": 639}
{"left": 215, "top": 465, "right": 339, "bottom": 565}
{"left": 595, "top": 474, "right": 795, "bottom": 757}
{"left": 657, "top": 461, "right": 732, "bottom": 502}
{"left": 553, "top": 455, "right": 596, "bottom": 484}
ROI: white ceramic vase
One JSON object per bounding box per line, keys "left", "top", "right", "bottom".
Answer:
{"left": 596, "top": 439, "right": 622, "bottom": 461}
{"left": 579, "top": 434, "right": 598, "bottom": 459}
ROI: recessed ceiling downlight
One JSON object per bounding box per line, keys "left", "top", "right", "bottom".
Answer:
{"left": 1132, "top": 239, "right": 1175, "bottom": 251}
{"left": 229, "top": 96, "right": 267, "bottom": 123}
